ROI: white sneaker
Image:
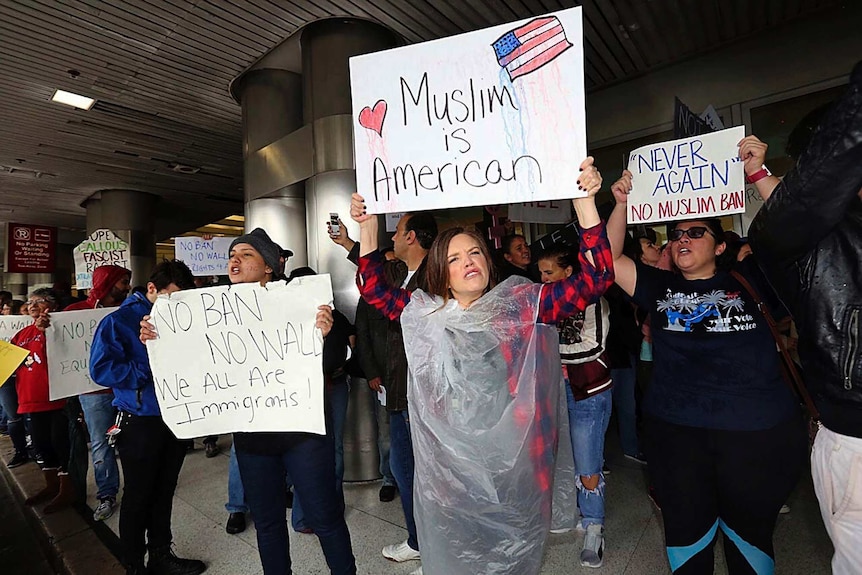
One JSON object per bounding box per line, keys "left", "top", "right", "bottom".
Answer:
{"left": 93, "top": 497, "right": 116, "bottom": 521}
{"left": 382, "top": 540, "right": 420, "bottom": 562}
{"left": 779, "top": 504, "right": 791, "bottom": 514}
{"left": 409, "top": 566, "right": 423, "bottom": 575}
{"left": 580, "top": 524, "right": 604, "bottom": 568}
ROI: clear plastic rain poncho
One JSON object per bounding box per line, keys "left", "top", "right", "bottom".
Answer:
{"left": 400, "top": 276, "right": 564, "bottom": 575}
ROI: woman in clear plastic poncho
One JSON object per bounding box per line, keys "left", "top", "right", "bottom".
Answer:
{"left": 351, "top": 157, "right": 614, "bottom": 575}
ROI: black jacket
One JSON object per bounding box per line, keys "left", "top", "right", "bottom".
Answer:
{"left": 749, "top": 61, "right": 862, "bottom": 437}
{"left": 348, "top": 243, "right": 425, "bottom": 412}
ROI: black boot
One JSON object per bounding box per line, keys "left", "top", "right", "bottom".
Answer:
{"left": 125, "top": 561, "right": 147, "bottom": 575}
{"left": 147, "top": 545, "right": 206, "bottom": 575}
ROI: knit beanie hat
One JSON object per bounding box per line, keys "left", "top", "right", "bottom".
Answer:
{"left": 229, "top": 228, "right": 282, "bottom": 275}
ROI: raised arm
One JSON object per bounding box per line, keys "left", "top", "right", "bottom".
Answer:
{"left": 351, "top": 193, "right": 411, "bottom": 321}
{"left": 538, "top": 158, "right": 615, "bottom": 324}
{"left": 606, "top": 171, "right": 638, "bottom": 296}
{"left": 738, "top": 136, "right": 781, "bottom": 202}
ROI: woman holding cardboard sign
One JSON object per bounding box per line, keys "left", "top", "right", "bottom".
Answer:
{"left": 141, "top": 228, "right": 356, "bottom": 575}
{"left": 606, "top": 170, "right": 807, "bottom": 575}
{"left": 351, "top": 156, "right": 612, "bottom": 575}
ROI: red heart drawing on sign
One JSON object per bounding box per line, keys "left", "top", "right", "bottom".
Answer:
{"left": 358, "top": 100, "right": 387, "bottom": 137}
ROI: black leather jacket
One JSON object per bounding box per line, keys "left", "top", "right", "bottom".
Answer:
{"left": 749, "top": 62, "right": 862, "bottom": 437}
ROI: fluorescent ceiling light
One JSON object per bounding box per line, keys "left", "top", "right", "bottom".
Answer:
{"left": 51, "top": 89, "right": 95, "bottom": 110}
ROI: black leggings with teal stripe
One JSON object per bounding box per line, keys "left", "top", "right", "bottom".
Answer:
{"left": 644, "top": 416, "right": 807, "bottom": 574}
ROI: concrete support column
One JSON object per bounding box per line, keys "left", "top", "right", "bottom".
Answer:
{"left": 301, "top": 19, "right": 399, "bottom": 482}
{"left": 86, "top": 191, "right": 158, "bottom": 288}
{"left": 301, "top": 18, "right": 399, "bottom": 317}
{"left": 236, "top": 69, "right": 308, "bottom": 271}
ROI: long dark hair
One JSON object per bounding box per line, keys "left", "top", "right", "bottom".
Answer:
{"left": 426, "top": 227, "right": 497, "bottom": 306}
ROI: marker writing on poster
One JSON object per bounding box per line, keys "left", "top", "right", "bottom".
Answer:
{"left": 371, "top": 71, "right": 541, "bottom": 201}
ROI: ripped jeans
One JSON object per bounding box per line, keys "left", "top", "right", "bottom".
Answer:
{"left": 564, "top": 385, "right": 612, "bottom": 527}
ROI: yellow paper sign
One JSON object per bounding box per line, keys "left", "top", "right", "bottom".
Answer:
{"left": 0, "top": 340, "right": 29, "bottom": 388}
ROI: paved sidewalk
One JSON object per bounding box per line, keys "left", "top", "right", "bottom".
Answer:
{"left": 1, "top": 433, "right": 833, "bottom": 574}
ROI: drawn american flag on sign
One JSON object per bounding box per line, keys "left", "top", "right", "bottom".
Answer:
{"left": 492, "top": 16, "right": 572, "bottom": 81}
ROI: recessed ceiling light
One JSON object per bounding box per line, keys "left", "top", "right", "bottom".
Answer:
{"left": 51, "top": 89, "right": 95, "bottom": 110}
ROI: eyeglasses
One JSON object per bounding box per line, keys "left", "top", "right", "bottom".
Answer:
{"left": 28, "top": 298, "right": 51, "bottom": 306}
{"left": 668, "top": 227, "right": 714, "bottom": 241}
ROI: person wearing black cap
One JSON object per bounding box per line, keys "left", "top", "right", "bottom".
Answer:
{"left": 143, "top": 228, "right": 356, "bottom": 575}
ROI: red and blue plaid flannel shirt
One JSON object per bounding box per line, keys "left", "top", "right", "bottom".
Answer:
{"left": 357, "top": 221, "right": 614, "bottom": 504}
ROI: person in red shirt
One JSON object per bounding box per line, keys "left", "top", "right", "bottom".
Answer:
{"left": 11, "top": 288, "right": 71, "bottom": 513}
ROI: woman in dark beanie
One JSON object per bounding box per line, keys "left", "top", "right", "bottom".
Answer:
{"left": 144, "top": 228, "right": 356, "bottom": 575}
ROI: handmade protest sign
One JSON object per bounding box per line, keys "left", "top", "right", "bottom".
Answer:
{"left": 626, "top": 126, "right": 746, "bottom": 224}
{"left": 146, "top": 276, "right": 333, "bottom": 439}
{"left": 0, "top": 316, "right": 33, "bottom": 343}
{"left": 350, "top": 7, "right": 586, "bottom": 214}
{"left": 74, "top": 229, "right": 130, "bottom": 289}
{"left": 175, "top": 236, "right": 234, "bottom": 276}
{"left": 46, "top": 308, "right": 113, "bottom": 400}
{"left": 509, "top": 200, "right": 572, "bottom": 224}
{"left": 0, "top": 341, "right": 29, "bottom": 388}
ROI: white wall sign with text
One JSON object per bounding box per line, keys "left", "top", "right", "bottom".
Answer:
{"left": 626, "top": 126, "right": 746, "bottom": 224}
{"left": 175, "top": 236, "right": 234, "bottom": 276}
{"left": 74, "top": 229, "right": 130, "bottom": 290}
{"left": 351, "top": 7, "right": 587, "bottom": 214}
{"left": 146, "top": 276, "right": 333, "bottom": 439}
{"left": 46, "top": 308, "right": 113, "bottom": 400}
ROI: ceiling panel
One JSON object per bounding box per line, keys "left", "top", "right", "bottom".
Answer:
{"left": 0, "top": 0, "right": 846, "bottom": 243}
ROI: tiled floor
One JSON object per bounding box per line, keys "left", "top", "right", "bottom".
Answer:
{"left": 77, "top": 433, "right": 833, "bottom": 575}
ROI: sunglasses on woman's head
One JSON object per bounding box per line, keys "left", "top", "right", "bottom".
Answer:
{"left": 668, "top": 227, "right": 714, "bottom": 241}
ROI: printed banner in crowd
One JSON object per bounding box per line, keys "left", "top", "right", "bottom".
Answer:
{"left": 626, "top": 126, "right": 746, "bottom": 224}
{"left": 147, "top": 276, "right": 333, "bottom": 439}
{"left": 0, "top": 341, "right": 29, "bottom": 388}
{"left": 175, "top": 236, "right": 234, "bottom": 276}
{"left": 508, "top": 200, "right": 573, "bottom": 224}
{"left": 74, "top": 229, "right": 130, "bottom": 289}
{"left": 46, "top": 308, "right": 113, "bottom": 400}
{"left": 350, "top": 7, "right": 587, "bottom": 214}
{"left": 0, "top": 316, "right": 33, "bottom": 343}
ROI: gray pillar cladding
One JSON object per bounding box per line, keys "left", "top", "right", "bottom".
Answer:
{"left": 84, "top": 191, "right": 157, "bottom": 289}
{"left": 232, "top": 17, "right": 401, "bottom": 482}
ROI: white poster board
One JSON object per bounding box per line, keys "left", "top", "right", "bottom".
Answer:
{"left": 175, "top": 236, "right": 234, "bottom": 276}
{"left": 46, "top": 308, "right": 113, "bottom": 400}
{"left": 74, "top": 229, "right": 130, "bottom": 289}
{"left": 0, "top": 316, "right": 33, "bottom": 343}
{"left": 626, "top": 126, "right": 746, "bottom": 224}
{"left": 146, "top": 276, "right": 333, "bottom": 439}
{"left": 508, "top": 200, "right": 572, "bottom": 224}
{"left": 351, "top": 7, "right": 587, "bottom": 214}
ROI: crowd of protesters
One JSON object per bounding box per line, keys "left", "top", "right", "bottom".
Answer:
{"left": 1, "top": 61, "right": 860, "bottom": 575}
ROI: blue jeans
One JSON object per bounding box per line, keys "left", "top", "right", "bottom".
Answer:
{"left": 0, "top": 379, "right": 27, "bottom": 455}
{"left": 611, "top": 363, "right": 639, "bottom": 457}
{"left": 79, "top": 392, "right": 120, "bottom": 500}
{"left": 390, "top": 409, "right": 418, "bottom": 550}
{"left": 566, "top": 385, "right": 612, "bottom": 527}
{"left": 292, "top": 378, "right": 349, "bottom": 531}
{"left": 375, "top": 393, "right": 396, "bottom": 486}
{"left": 236, "top": 434, "right": 356, "bottom": 575}
{"left": 226, "top": 442, "right": 249, "bottom": 514}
